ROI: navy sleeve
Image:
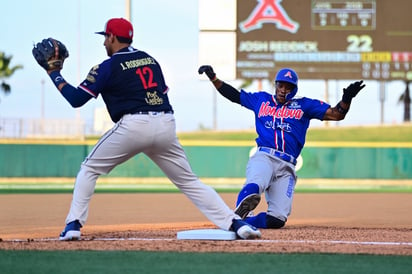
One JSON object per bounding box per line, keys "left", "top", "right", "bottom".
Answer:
{"left": 60, "top": 84, "right": 94, "bottom": 107}
{"left": 48, "top": 70, "right": 94, "bottom": 107}
{"left": 217, "top": 82, "right": 241, "bottom": 104}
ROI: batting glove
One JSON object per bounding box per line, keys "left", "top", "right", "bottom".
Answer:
{"left": 342, "top": 80, "right": 365, "bottom": 104}
{"left": 198, "top": 65, "right": 217, "bottom": 81}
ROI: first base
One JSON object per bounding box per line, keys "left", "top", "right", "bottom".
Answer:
{"left": 177, "top": 229, "right": 237, "bottom": 240}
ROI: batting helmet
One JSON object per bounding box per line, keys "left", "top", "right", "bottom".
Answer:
{"left": 274, "top": 68, "right": 298, "bottom": 100}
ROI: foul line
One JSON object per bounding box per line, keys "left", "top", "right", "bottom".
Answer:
{"left": 3, "top": 237, "right": 412, "bottom": 247}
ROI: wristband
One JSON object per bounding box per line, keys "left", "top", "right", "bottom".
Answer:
{"left": 336, "top": 102, "right": 349, "bottom": 114}
{"left": 211, "top": 77, "right": 219, "bottom": 82}
{"left": 49, "top": 70, "right": 66, "bottom": 89}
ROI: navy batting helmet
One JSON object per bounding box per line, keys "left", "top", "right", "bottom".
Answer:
{"left": 274, "top": 68, "right": 298, "bottom": 100}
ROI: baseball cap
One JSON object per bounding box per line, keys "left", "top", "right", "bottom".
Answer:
{"left": 95, "top": 18, "right": 133, "bottom": 39}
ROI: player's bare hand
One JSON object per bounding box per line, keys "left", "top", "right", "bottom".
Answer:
{"left": 342, "top": 80, "right": 365, "bottom": 103}
{"left": 198, "top": 65, "right": 216, "bottom": 81}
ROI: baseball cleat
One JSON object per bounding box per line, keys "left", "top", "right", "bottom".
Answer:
{"left": 235, "top": 194, "right": 261, "bottom": 219}
{"left": 59, "top": 220, "right": 82, "bottom": 241}
{"left": 231, "top": 219, "right": 261, "bottom": 240}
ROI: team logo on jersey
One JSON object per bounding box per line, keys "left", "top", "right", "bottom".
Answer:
{"left": 239, "top": 0, "right": 299, "bottom": 34}
{"left": 264, "top": 120, "right": 293, "bottom": 132}
{"left": 277, "top": 122, "right": 292, "bottom": 132}
{"left": 145, "top": 91, "right": 163, "bottom": 105}
{"left": 265, "top": 121, "right": 292, "bottom": 132}
{"left": 289, "top": 101, "right": 301, "bottom": 109}
{"left": 86, "top": 65, "right": 99, "bottom": 83}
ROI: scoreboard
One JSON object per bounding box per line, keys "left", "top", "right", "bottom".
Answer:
{"left": 236, "top": 0, "right": 412, "bottom": 80}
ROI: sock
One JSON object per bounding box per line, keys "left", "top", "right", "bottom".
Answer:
{"left": 244, "top": 212, "right": 267, "bottom": 228}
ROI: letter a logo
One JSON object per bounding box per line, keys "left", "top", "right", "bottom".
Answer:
{"left": 284, "top": 71, "right": 293, "bottom": 78}
{"left": 239, "top": 0, "right": 299, "bottom": 34}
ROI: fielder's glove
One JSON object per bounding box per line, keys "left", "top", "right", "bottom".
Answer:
{"left": 198, "top": 65, "right": 216, "bottom": 81}
{"left": 342, "top": 80, "right": 365, "bottom": 104}
{"left": 32, "top": 38, "right": 69, "bottom": 71}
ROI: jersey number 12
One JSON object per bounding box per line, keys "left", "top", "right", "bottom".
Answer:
{"left": 136, "top": 67, "right": 158, "bottom": 89}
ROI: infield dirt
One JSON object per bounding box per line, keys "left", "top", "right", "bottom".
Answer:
{"left": 1, "top": 193, "right": 411, "bottom": 255}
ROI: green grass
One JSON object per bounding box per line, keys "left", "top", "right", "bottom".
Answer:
{"left": 175, "top": 125, "right": 412, "bottom": 142}
{"left": 0, "top": 251, "right": 411, "bottom": 274}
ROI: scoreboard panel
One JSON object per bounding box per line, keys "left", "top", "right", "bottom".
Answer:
{"left": 236, "top": 0, "right": 412, "bottom": 80}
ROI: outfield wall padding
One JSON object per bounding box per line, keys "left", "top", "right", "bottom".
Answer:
{"left": 0, "top": 143, "right": 411, "bottom": 179}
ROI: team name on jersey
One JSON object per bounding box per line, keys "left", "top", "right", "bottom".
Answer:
{"left": 258, "top": 101, "right": 303, "bottom": 119}
{"left": 120, "top": 57, "right": 157, "bottom": 70}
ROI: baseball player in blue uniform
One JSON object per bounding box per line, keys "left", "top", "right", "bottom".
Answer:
{"left": 34, "top": 18, "right": 261, "bottom": 240}
{"left": 199, "top": 65, "right": 365, "bottom": 229}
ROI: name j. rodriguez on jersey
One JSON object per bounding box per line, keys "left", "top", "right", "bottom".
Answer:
{"left": 120, "top": 57, "right": 157, "bottom": 70}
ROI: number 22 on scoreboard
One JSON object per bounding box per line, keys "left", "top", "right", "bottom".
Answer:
{"left": 347, "top": 35, "right": 373, "bottom": 52}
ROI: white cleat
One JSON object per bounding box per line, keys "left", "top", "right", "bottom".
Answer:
{"left": 59, "top": 230, "right": 81, "bottom": 241}
{"left": 59, "top": 220, "right": 82, "bottom": 241}
{"left": 231, "top": 219, "right": 261, "bottom": 240}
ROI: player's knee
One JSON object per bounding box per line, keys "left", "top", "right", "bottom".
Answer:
{"left": 266, "top": 214, "right": 285, "bottom": 229}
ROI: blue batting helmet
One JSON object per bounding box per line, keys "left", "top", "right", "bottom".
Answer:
{"left": 274, "top": 68, "right": 299, "bottom": 100}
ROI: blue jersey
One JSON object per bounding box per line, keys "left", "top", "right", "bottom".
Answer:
{"left": 240, "top": 90, "right": 330, "bottom": 158}
{"left": 79, "top": 46, "right": 173, "bottom": 122}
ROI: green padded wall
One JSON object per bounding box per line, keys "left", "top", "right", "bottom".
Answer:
{"left": 0, "top": 143, "right": 411, "bottom": 179}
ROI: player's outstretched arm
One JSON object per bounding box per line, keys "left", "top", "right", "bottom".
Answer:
{"left": 32, "top": 38, "right": 94, "bottom": 108}
{"left": 198, "top": 65, "right": 241, "bottom": 104}
{"left": 323, "top": 80, "right": 365, "bottom": 121}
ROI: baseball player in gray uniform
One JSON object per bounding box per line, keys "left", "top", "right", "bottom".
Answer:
{"left": 199, "top": 65, "right": 365, "bottom": 229}
{"left": 33, "top": 18, "right": 261, "bottom": 240}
